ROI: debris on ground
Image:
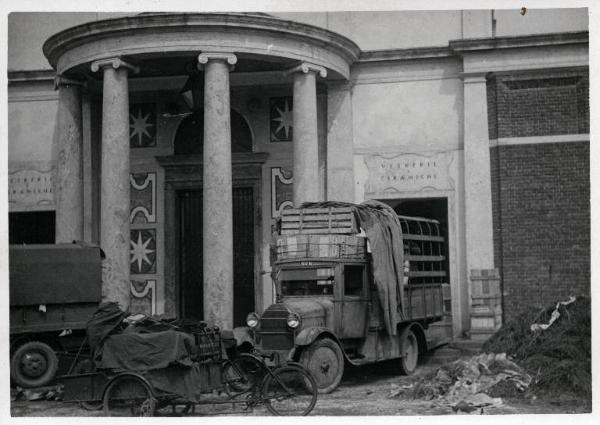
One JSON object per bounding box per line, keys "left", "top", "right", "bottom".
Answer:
{"left": 482, "top": 295, "right": 591, "bottom": 400}
{"left": 11, "top": 385, "right": 63, "bottom": 402}
{"left": 403, "top": 352, "right": 530, "bottom": 413}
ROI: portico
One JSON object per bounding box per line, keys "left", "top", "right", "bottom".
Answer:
{"left": 43, "top": 13, "right": 360, "bottom": 328}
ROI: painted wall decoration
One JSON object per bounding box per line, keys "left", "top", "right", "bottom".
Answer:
{"left": 270, "top": 96, "right": 293, "bottom": 142}
{"left": 130, "top": 172, "right": 157, "bottom": 224}
{"left": 130, "top": 228, "right": 157, "bottom": 274}
{"left": 8, "top": 161, "right": 55, "bottom": 211}
{"left": 129, "top": 103, "right": 156, "bottom": 148}
{"left": 271, "top": 167, "right": 293, "bottom": 218}
{"left": 364, "top": 152, "right": 455, "bottom": 195}
{"left": 130, "top": 279, "right": 157, "bottom": 315}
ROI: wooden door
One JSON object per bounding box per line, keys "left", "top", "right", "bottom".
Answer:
{"left": 178, "top": 187, "right": 255, "bottom": 326}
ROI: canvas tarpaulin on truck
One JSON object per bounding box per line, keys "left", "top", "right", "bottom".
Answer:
{"left": 300, "top": 200, "right": 406, "bottom": 335}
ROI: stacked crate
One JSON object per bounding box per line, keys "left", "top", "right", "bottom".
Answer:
{"left": 469, "top": 269, "right": 502, "bottom": 340}
{"left": 276, "top": 207, "right": 366, "bottom": 261}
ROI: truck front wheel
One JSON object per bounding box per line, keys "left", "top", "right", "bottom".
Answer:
{"left": 399, "top": 329, "right": 419, "bottom": 375}
{"left": 299, "top": 338, "right": 344, "bottom": 394}
{"left": 11, "top": 341, "right": 59, "bottom": 388}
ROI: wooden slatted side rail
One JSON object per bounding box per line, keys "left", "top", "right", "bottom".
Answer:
{"left": 280, "top": 207, "right": 356, "bottom": 235}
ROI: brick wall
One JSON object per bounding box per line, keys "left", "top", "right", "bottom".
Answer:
{"left": 487, "top": 67, "right": 590, "bottom": 321}
{"left": 487, "top": 69, "right": 589, "bottom": 139}
{"left": 490, "top": 142, "right": 590, "bottom": 321}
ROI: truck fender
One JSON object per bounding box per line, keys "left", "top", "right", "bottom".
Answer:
{"left": 397, "top": 322, "right": 427, "bottom": 354}
{"left": 294, "top": 326, "right": 337, "bottom": 347}
{"left": 291, "top": 327, "right": 356, "bottom": 365}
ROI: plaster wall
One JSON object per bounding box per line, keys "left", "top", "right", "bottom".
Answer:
{"left": 494, "top": 8, "right": 588, "bottom": 36}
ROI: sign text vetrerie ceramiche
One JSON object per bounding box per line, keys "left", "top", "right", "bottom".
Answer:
{"left": 364, "top": 152, "right": 453, "bottom": 194}
{"left": 8, "top": 166, "right": 55, "bottom": 211}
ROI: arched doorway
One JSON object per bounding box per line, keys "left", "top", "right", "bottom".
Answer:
{"left": 171, "top": 109, "right": 259, "bottom": 326}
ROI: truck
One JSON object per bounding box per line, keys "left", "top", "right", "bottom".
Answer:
{"left": 238, "top": 201, "right": 449, "bottom": 393}
{"left": 9, "top": 243, "right": 103, "bottom": 388}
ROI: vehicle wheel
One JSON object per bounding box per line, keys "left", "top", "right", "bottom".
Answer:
{"left": 222, "top": 354, "right": 266, "bottom": 396}
{"left": 10, "top": 341, "right": 59, "bottom": 388}
{"left": 299, "top": 338, "right": 344, "bottom": 394}
{"left": 103, "top": 374, "right": 156, "bottom": 417}
{"left": 399, "top": 329, "right": 419, "bottom": 375}
{"left": 262, "top": 365, "right": 318, "bottom": 416}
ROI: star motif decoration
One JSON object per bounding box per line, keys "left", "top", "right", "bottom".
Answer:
{"left": 272, "top": 100, "right": 293, "bottom": 139}
{"left": 130, "top": 232, "right": 155, "bottom": 273}
{"left": 129, "top": 109, "right": 154, "bottom": 146}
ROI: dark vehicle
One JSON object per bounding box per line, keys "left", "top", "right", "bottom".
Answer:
{"left": 9, "top": 243, "right": 103, "bottom": 387}
{"left": 239, "top": 202, "right": 448, "bottom": 393}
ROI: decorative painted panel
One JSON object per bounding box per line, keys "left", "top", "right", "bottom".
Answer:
{"left": 130, "top": 229, "right": 157, "bottom": 274}
{"left": 130, "top": 172, "right": 157, "bottom": 224}
{"left": 129, "top": 103, "right": 156, "bottom": 148}
{"left": 271, "top": 167, "right": 293, "bottom": 218}
{"left": 130, "top": 279, "right": 157, "bottom": 315}
{"left": 270, "top": 97, "right": 293, "bottom": 142}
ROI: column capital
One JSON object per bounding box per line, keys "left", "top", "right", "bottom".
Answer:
{"left": 198, "top": 52, "right": 237, "bottom": 70}
{"left": 91, "top": 57, "right": 140, "bottom": 74}
{"left": 286, "top": 62, "right": 327, "bottom": 78}
{"left": 54, "top": 74, "right": 86, "bottom": 91}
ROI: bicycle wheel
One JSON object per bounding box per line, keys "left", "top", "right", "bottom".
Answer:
{"left": 103, "top": 374, "right": 156, "bottom": 416}
{"left": 262, "top": 365, "right": 318, "bottom": 416}
{"left": 222, "top": 354, "right": 266, "bottom": 396}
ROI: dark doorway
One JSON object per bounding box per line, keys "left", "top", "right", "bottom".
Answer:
{"left": 9, "top": 211, "right": 55, "bottom": 244}
{"left": 178, "top": 187, "right": 255, "bottom": 326}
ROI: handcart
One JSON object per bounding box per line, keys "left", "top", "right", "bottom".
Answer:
{"left": 57, "top": 303, "right": 318, "bottom": 416}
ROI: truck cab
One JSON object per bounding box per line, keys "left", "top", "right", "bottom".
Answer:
{"left": 241, "top": 203, "right": 448, "bottom": 393}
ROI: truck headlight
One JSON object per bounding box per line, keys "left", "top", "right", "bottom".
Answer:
{"left": 287, "top": 313, "right": 301, "bottom": 329}
{"left": 246, "top": 312, "right": 260, "bottom": 328}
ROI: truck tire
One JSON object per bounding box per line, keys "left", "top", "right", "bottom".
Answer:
{"left": 399, "top": 329, "right": 419, "bottom": 375}
{"left": 11, "top": 341, "right": 59, "bottom": 388}
{"left": 299, "top": 338, "right": 344, "bottom": 394}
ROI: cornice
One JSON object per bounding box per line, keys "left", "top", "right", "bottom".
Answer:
{"left": 450, "top": 31, "right": 588, "bottom": 54}
{"left": 42, "top": 13, "right": 361, "bottom": 70}
{"left": 358, "top": 46, "right": 453, "bottom": 63}
{"left": 8, "top": 70, "right": 55, "bottom": 83}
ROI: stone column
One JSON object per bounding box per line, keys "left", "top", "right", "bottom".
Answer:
{"left": 198, "top": 52, "right": 237, "bottom": 329}
{"left": 91, "top": 58, "right": 139, "bottom": 310}
{"left": 54, "top": 76, "right": 84, "bottom": 243}
{"left": 326, "top": 81, "right": 354, "bottom": 202}
{"left": 463, "top": 73, "right": 495, "bottom": 272}
{"left": 289, "top": 63, "right": 327, "bottom": 206}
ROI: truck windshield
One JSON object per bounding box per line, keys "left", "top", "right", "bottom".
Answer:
{"left": 281, "top": 279, "right": 333, "bottom": 296}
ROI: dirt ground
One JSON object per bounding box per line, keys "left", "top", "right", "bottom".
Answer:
{"left": 10, "top": 359, "right": 590, "bottom": 417}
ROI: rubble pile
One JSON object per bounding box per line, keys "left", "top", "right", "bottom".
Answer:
{"left": 482, "top": 296, "right": 591, "bottom": 398}
{"left": 404, "top": 353, "right": 531, "bottom": 412}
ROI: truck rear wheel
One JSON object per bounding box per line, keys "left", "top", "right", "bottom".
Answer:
{"left": 399, "top": 329, "right": 419, "bottom": 375}
{"left": 300, "top": 338, "right": 344, "bottom": 394}
{"left": 10, "top": 341, "right": 59, "bottom": 388}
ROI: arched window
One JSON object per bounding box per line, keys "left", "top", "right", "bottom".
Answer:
{"left": 174, "top": 108, "right": 253, "bottom": 155}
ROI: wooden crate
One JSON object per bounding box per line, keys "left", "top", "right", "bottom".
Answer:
{"left": 280, "top": 207, "right": 357, "bottom": 235}
{"left": 276, "top": 234, "right": 367, "bottom": 260}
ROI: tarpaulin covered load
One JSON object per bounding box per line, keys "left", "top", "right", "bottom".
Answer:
{"left": 86, "top": 302, "right": 222, "bottom": 402}
{"left": 300, "top": 200, "right": 406, "bottom": 335}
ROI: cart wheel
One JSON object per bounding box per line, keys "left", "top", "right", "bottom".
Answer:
{"left": 222, "top": 354, "right": 266, "bottom": 396}
{"left": 399, "top": 329, "right": 419, "bottom": 375}
{"left": 10, "top": 341, "right": 59, "bottom": 388}
{"left": 299, "top": 338, "right": 344, "bottom": 393}
{"left": 103, "top": 374, "right": 156, "bottom": 416}
{"left": 262, "top": 364, "right": 318, "bottom": 416}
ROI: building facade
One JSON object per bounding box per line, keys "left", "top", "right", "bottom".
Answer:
{"left": 7, "top": 10, "right": 589, "bottom": 337}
